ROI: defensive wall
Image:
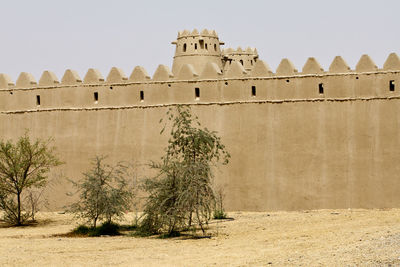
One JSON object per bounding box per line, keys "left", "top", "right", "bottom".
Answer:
{"left": 1, "top": 29, "right": 400, "bottom": 211}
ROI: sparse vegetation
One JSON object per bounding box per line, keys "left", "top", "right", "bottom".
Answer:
{"left": 68, "top": 156, "right": 134, "bottom": 228}
{"left": 140, "top": 105, "right": 230, "bottom": 236}
{"left": 0, "top": 133, "right": 62, "bottom": 225}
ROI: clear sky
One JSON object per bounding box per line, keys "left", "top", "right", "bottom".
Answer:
{"left": 0, "top": 0, "right": 399, "bottom": 81}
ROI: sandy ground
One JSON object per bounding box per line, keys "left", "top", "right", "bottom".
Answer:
{"left": 0, "top": 209, "right": 400, "bottom": 266}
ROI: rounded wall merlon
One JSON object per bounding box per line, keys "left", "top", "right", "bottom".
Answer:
{"left": 0, "top": 73, "right": 15, "bottom": 89}
{"left": 176, "top": 64, "right": 198, "bottom": 80}
{"left": 249, "top": 60, "right": 274, "bottom": 77}
{"left": 276, "top": 58, "right": 298, "bottom": 76}
{"left": 355, "top": 54, "right": 378, "bottom": 72}
{"left": 152, "top": 64, "right": 174, "bottom": 81}
{"left": 302, "top": 57, "right": 324, "bottom": 74}
{"left": 383, "top": 53, "right": 400, "bottom": 71}
{"left": 106, "top": 67, "right": 128, "bottom": 83}
{"left": 224, "top": 61, "right": 247, "bottom": 78}
{"left": 39, "top": 71, "right": 59, "bottom": 86}
{"left": 129, "top": 66, "right": 151, "bottom": 82}
{"left": 329, "top": 56, "right": 351, "bottom": 73}
{"left": 199, "top": 62, "right": 223, "bottom": 79}
{"left": 61, "top": 69, "right": 82, "bottom": 85}
{"left": 16, "top": 72, "right": 37, "bottom": 88}
{"left": 83, "top": 68, "right": 105, "bottom": 84}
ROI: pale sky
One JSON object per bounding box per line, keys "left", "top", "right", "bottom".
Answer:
{"left": 0, "top": 0, "right": 399, "bottom": 81}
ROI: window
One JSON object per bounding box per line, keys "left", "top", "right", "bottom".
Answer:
{"left": 195, "top": 87, "right": 200, "bottom": 100}
{"left": 205, "top": 43, "right": 208, "bottom": 50}
{"left": 240, "top": 60, "right": 244, "bottom": 66}
{"left": 214, "top": 44, "right": 217, "bottom": 51}
{"left": 94, "top": 92, "right": 98, "bottom": 103}
{"left": 195, "top": 43, "right": 197, "bottom": 50}
{"left": 251, "top": 86, "right": 256, "bottom": 97}
{"left": 183, "top": 43, "right": 187, "bottom": 52}
{"left": 251, "top": 60, "right": 253, "bottom": 66}
{"left": 140, "top": 90, "right": 144, "bottom": 102}
{"left": 319, "top": 83, "right": 324, "bottom": 94}
{"left": 36, "top": 95, "right": 41, "bottom": 106}
{"left": 199, "top": 39, "right": 204, "bottom": 49}
{"left": 390, "top": 80, "right": 395, "bottom": 91}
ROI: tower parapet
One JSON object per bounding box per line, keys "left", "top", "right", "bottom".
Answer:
{"left": 171, "top": 29, "right": 225, "bottom": 75}
{"left": 222, "top": 47, "right": 258, "bottom": 72}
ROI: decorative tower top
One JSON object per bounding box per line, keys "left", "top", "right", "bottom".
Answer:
{"left": 171, "top": 29, "right": 225, "bottom": 75}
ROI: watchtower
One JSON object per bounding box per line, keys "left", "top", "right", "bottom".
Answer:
{"left": 171, "top": 29, "right": 225, "bottom": 75}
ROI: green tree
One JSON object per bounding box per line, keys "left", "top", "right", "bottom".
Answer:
{"left": 69, "top": 156, "right": 133, "bottom": 228}
{"left": 141, "top": 105, "right": 230, "bottom": 235}
{"left": 0, "top": 133, "right": 62, "bottom": 225}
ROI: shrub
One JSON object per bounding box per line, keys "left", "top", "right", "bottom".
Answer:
{"left": 68, "top": 156, "right": 134, "bottom": 228}
{"left": 141, "top": 106, "right": 230, "bottom": 235}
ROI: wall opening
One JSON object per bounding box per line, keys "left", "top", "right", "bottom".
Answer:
{"left": 195, "top": 87, "right": 200, "bottom": 100}
{"left": 205, "top": 43, "right": 208, "bottom": 50}
{"left": 140, "top": 90, "right": 144, "bottom": 102}
{"left": 183, "top": 43, "right": 187, "bottom": 52}
{"left": 94, "top": 92, "right": 98, "bottom": 103}
{"left": 319, "top": 83, "right": 324, "bottom": 94}
{"left": 36, "top": 95, "right": 41, "bottom": 106}
{"left": 251, "top": 86, "right": 256, "bottom": 97}
{"left": 194, "top": 43, "right": 197, "bottom": 50}
{"left": 214, "top": 44, "right": 217, "bottom": 51}
{"left": 199, "top": 39, "right": 204, "bottom": 49}
{"left": 240, "top": 60, "right": 244, "bottom": 66}
{"left": 109, "top": 86, "right": 113, "bottom": 90}
{"left": 390, "top": 80, "right": 395, "bottom": 91}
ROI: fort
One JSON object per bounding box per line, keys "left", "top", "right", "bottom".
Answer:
{"left": 1, "top": 29, "right": 400, "bottom": 211}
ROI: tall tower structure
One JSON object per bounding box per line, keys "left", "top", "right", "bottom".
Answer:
{"left": 171, "top": 29, "right": 225, "bottom": 75}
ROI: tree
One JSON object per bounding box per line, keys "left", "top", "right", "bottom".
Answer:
{"left": 141, "top": 105, "right": 230, "bottom": 235}
{"left": 0, "top": 133, "right": 62, "bottom": 225}
{"left": 69, "top": 156, "right": 133, "bottom": 228}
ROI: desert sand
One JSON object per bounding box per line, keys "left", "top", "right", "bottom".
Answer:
{"left": 1, "top": 209, "right": 400, "bottom": 266}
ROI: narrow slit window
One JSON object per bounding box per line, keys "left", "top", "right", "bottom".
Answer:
{"left": 240, "top": 59, "right": 244, "bottom": 66}
{"left": 214, "top": 44, "right": 217, "bottom": 51}
{"left": 205, "top": 43, "right": 208, "bottom": 50}
{"left": 199, "top": 39, "right": 204, "bottom": 49}
{"left": 183, "top": 43, "right": 187, "bottom": 52}
{"left": 195, "top": 87, "right": 200, "bottom": 100}
{"left": 251, "top": 86, "right": 256, "bottom": 97}
{"left": 390, "top": 80, "right": 395, "bottom": 91}
{"left": 36, "top": 95, "right": 41, "bottom": 106}
{"left": 94, "top": 92, "right": 98, "bottom": 103}
{"left": 194, "top": 43, "right": 197, "bottom": 50}
{"left": 140, "top": 90, "right": 144, "bottom": 102}
{"left": 319, "top": 83, "right": 324, "bottom": 94}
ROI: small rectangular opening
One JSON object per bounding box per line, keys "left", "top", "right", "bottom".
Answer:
{"left": 251, "top": 86, "right": 256, "bottom": 97}
{"left": 36, "top": 95, "right": 40, "bottom": 106}
{"left": 94, "top": 92, "right": 98, "bottom": 103}
{"left": 140, "top": 90, "right": 144, "bottom": 102}
{"left": 390, "top": 80, "right": 395, "bottom": 91}
{"left": 199, "top": 39, "right": 204, "bottom": 49}
{"left": 195, "top": 87, "right": 200, "bottom": 100}
{"left": 319, "top": 83, "right": 324, "bottom": 94}
{"left": 194, "top": 43, "right": 198, "bottom": 50}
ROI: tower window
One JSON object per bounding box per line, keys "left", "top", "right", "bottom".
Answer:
{"left": 251, "top": 86, "right": 256, "bottom": 97}
{"left": 214, "top": 44, "right": 217, "bottom": 51}
{"left": 199, "top": 40, "right": 204, "bottom": 49}
{"left": 205, "top": 43, "right": 208, "bottom": 50}
{"left": 195, "top": 43, "right": 197, "bottom": 50}
{"left": 36, "top": 95, "right": 41, "bottom": 106}
{"left": 195, "top": 87, "right": 200, "bottom": 100}
{"left": 94, "top": 92, "right": 98, "bottom": 103}
{"left": 240, "top": 60, "right": 244, "bottom": 66}
{"left": 390, "top": 80, "right": 395, "bottom": 91}
{"left": 319, "top": 83, "right": 324, "bottom": 94}
{"left": 183, "top": 43, "right": 187, "bottom": 52}
{"left": 140, "top": 90, "right": 144, "bottom": 102}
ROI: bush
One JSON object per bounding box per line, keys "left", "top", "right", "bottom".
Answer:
{"left": 71, "top": 222, "right": 121, "bottom": 237}
{"left": 68, "top": 156, "right": 134, "bottom": 228}
{"left": 213, "top": 210, "right": 227, "bottom": 220}
{"left": 141, "top": 106, "right": 230, "bottom": 236}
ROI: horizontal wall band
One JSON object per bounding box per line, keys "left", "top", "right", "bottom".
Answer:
{"left": 2, "top": 95, "right": 400, "bottom": 115}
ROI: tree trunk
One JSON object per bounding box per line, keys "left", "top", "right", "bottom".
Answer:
{"left": 17, "top": 191, "right": 21, "bottom": 225}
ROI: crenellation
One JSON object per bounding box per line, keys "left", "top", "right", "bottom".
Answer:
{"left": 83, "top": 68, "right": 105, "bottom": 84}
{"left": 16, "top": 72, "right": 37, "bottom": 88}
{"left": 61, "top": 69, "right": 82, "bottom": 85}
{"left": 0, "top": 73, "right": 14, "bottom": 89}
{"left": 176, "top": 64, "right": 198, "bottom": 80}
{"left": 224, "top": 61, "right": 247, "bottom": 78}
{"left": 355, "top": 54, "right": 378, "bottom": 72}
{"left": 249, "top": 60, "right": 273, "bottom": 77}
{"left": 199, "top": 62, "right": 223, "bottom": 79}
{"left": 153, "top": 64, "right": 174, "bottom": 81}
{"left": 106, "top": 67, "right": 128, "bottom": 83}
{"left": 302, "top": 57, "right": 324, "bottom": 74}
{"left": 276, "top": 58, "right": 298, "bottom": 75}
{"left": 39, "top": 70, "right": 59, "bottom": 86}
{"left": 329, "top": 56, "right": 351, "bottom": 73}
{"left": 383, "top": 52, "right": 400, "bottom": 70}
{"left": 129, "top": 66, "right": 151, "bottom": 82}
